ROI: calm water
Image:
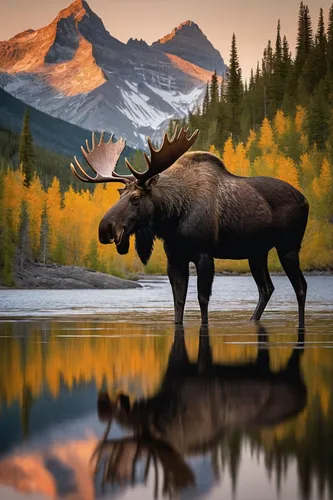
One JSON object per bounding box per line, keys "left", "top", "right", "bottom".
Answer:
{"left": 0, "top": 276, "right": 332, "bottom": 500}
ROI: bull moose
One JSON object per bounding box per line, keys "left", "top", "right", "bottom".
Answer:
{"left": 92, "top": 325, "right": 307, "bottom": 497}
{"left": 70, "top": 127, "right": 309, "bottom": 327}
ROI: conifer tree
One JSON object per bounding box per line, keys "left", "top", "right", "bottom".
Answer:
{"left": 202, "top": 83, "right": 210, "bottom": 115}
{"left": 295, "top": 2, "right": 307, "bottom": 76}
{"left": 307, "top": 8, "right": 327, "bottom": 89}
{"left": 307, "top": 80, "right": 330, "bottom": 149}
{"left": 304, "top": 5, "right": 314, "bottom": 55}
{"left": 327, "top": 4, "right": 333, "bottom": 76}
{"left": 19, "top": 108, "right": 35, "bottom": 188}
{"left": 282, "top": 35, "right": 292, "bottom": 79}
{"left": 226, "top": 33, "right": 243, "bottom": 140}
{"left": 268, "top": 20, "right": 285, "bottom": 115}
{"left": 210, "top": 70, "right": 219, "bottom": 113}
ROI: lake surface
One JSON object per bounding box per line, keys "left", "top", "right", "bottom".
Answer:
{"left": 0, "top": 276, "right": 332, "bottom": 500}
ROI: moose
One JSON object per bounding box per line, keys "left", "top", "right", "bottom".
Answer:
{"left": 92, "top": 325, "right": 307, "bottom": 497}
{"left": 70, "top": 127, "right": 309, "bottom": 327}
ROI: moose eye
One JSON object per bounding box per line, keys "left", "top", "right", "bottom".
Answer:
{"left": 132, "top": 196, "right": 140, "bottom": 205}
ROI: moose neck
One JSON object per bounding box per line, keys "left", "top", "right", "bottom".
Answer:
{"left": 149, "top": 174, "right": 195, "bottom": 238}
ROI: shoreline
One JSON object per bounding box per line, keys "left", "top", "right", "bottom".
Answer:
{"left": 1, "top": 261, "right": 331, "bottom": 290}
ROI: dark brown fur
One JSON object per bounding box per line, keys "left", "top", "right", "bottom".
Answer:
{"left": 99, "top": 152, "right": 309, "bottom": 327}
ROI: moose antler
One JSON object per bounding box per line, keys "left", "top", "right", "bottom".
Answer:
{"left": 70, "top": 131, "right": 134, "bottom": 185}
{"left": 125, "top": 126, "right": 199, "bottom": 185}
{"left": 92, "top": 422, "right": 194, "bottom": 498}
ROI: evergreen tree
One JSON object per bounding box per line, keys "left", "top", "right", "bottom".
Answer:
{"left": 294, "top": 3, "right": 315, "bottom": 97}
{"left": 39, "top": 201, "right": 50, "bottom": 264}
{"left": 268, "top": 20, "right": 285, "bottom": 115}
{"left": 210, "top": 70, "right": 219, "bottom": 113}
{"left": 295, "top": 1, "right": 305, "bottom": 68}
{"left": 307, "top": 80, "right": 330, "bottom": 149}
{"left": 202, "top": 83, "right": 210, "bottom": 115}
{"left": 251, "top": 62, "right": 265, "bottom": 128}
{"left": 262, "top": 40, "right": 274, "bottom": 76}
{"left": 18, "top": 201, "right": 31, "bottom": 270}
{"left": 327, "top": 4, "right": 333, "bottom": 76}
{"left": 307, "top": 8, "right": 327, "bottom": 91}
{"left": 226, "top": 33, "right": 243, "bottom": 140}
{"left": 215, "top": 98, "right": 229, "bottom": 150}
{"left": 19, "top": 108, "right": 35, "bottom": 188}
{"left": 304, "top": 5, "right": 314, "bottom": 55}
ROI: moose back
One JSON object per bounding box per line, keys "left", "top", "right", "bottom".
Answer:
{"left": 70, "top": 127, "right": 309, "bottom": 327}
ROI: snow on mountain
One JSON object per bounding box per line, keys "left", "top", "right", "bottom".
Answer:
{"left": 0, "top": 0, "right": 225, "bottom": 149}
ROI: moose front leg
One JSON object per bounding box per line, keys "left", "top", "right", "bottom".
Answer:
{"left": 167, "top": 258, "right": 189, "bottom": 325}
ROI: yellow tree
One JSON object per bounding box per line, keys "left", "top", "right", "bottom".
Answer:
{"left": 234, "top": 143, "right": 250, "bottom": 176}
{"left": 25, "top": 176, "right": 45, "bottom": 256}
{"left": 277, "top": 156, "right": 300, "bottom": 190}
{"left": 259, "top": 118, "right": 276, "bottom": 154}
{"left": 223, "top": 137, "right": 236, "bottom": 172}
{"left": 46, "top": 178, "right": 62, "bottom": 257}
{"left": 273, "top": 110, "right": 287, "bottom": 138}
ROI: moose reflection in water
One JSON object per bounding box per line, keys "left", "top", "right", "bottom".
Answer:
{"left": 92, "top": 326, "right": 307, "bottom": 498}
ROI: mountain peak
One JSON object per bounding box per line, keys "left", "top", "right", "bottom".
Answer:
{"left": 153, "top": 20, "right": 201, "bottom": 45}
{"left": 152, "top": 21, "right": 225, "bottom": 76}
{"left": 177, "top": 20, "right": 199, "bottom": 29}
{"left": 56, "top": 0, "right": 89, "bottom": 22}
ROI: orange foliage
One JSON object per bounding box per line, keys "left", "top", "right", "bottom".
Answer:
{"left": 223, "top": 137, "right": 236, "bottom": 172}
{"left": 277, "top": 156, "right": 300, "bottom": 190}
{"left": 259, "top": 118, "right": 276, "bottom": 153}
{"left": 274, "top": 110, "right": 287, "bottom": 137}
{"left": 46, "top": 177, "right": 62, "bottom": 252}
{"left": 234, "top": 143, "right": 250, "bottom": 176}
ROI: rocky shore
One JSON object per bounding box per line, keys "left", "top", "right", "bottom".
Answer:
{"left": 4, "top": 261, "right": 141, "bottom": 289}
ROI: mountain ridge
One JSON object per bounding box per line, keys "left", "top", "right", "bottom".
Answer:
{"left": 0, "top": 0, "right": 225, "bottom": 149}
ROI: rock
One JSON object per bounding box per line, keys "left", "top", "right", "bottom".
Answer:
{"left": 12, "top": 261, "right": 141, "bottom": 289}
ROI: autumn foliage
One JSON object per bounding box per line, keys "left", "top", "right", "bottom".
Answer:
{"left": 0, "top": 109, "right": 332, "bottom": 282}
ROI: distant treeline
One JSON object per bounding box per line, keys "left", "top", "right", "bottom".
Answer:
{"left": 186, "top": 2, "right": 333, "bottom": 155}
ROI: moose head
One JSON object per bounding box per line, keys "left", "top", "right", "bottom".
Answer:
{"left": 70, "top": 127, "right": 199, "bottom": 264}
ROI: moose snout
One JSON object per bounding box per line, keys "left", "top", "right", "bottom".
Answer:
{"left": 98, "top": 217, "right": 125, "bottom": 246}
{"left": 98, "top": 217, "right": 113, "bottom": 244}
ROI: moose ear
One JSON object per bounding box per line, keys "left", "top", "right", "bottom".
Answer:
{"left": 145, "top": 174, "right": 159, "bottom": 190}
{"left": 118, "top": 187, "right": 127, "bottom": 196}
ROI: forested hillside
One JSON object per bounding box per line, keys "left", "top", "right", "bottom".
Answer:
{"left": 0, "top": 1, "right": 332, "bottom": 285}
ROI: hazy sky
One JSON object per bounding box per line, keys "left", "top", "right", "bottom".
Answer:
{"left": 0, "top": 0, "right": 331, "bottom": 79}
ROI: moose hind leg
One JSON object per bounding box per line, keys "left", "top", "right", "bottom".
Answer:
{"left": 167, "top": 258, "right": 189, "bottom": 325}
{"left": 277, "top": 248, "right": 307, "bottom": 329}
{"left": 194, "top": 254, "right": 215, "bottom": 325}
{"left": 249, "top": 253, "right": 275, "bottom": 322}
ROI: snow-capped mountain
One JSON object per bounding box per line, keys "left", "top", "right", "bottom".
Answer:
{"left": 0, "top": 0, "right": 225, "bottom": 149}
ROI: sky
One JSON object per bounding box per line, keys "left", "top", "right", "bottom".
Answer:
{"left": 0, "top": 0, "right": 332, "bottom": 79}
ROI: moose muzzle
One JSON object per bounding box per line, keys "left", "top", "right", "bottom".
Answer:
{"left": 98, "top": 218, "right": 124, "bottom": 246}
